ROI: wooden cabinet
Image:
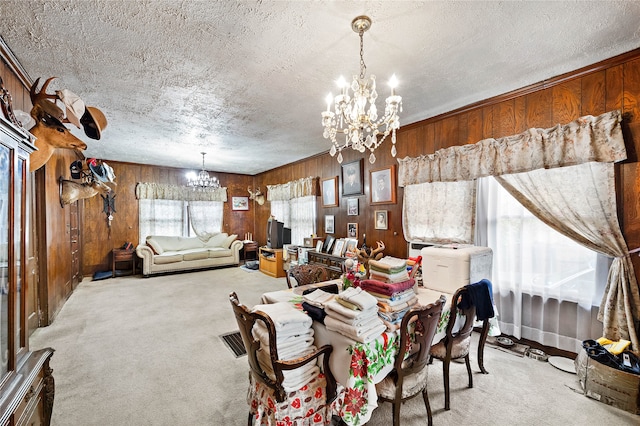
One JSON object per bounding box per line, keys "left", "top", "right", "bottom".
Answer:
{"left": 259, "top": 247, "right": 285, "bottom": 278}
{"left": 307, "top": 251, "right": 346, "bottom": 279}
{"left": 0, "top": 80, "right": 55, "bottom": 425}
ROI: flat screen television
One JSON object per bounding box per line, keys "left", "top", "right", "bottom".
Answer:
{"left": 266, "top": 218, "right": 291, "bottom": 249}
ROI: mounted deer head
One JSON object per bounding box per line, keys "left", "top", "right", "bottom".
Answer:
{"left": 248, "top": 186, "right": 265, "bottom": 205}
{"left": 351, "top": 241, "right": 386, "bottom": 277}
{"left": 59, "top": 177, "right": 113, "bottom": 207}
{"left": 29, "top": 77, "right": 87, "bottom": 172}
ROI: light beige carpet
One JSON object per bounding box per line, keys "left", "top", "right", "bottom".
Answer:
{"left": 29, "top": 266, "right": 638, "bottom": 425}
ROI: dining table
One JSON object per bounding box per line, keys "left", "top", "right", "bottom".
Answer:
{"left": 260, "top": 282, "right": 456, "bottom": 426}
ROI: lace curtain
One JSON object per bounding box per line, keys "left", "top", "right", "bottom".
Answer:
{"left": 188, "top": 201, "right": 224, "bottom": 239}
{"left": 398, "top": 110, "right": 639, "bottom": 351}
{"left": 138, "top": 199, "right": 187, "bottom": 245}
{"left": 403, "top": 180, "right": 476, "bottom": 244}
{"left": 266, "top": 176, "right": 317, "bottom": 201}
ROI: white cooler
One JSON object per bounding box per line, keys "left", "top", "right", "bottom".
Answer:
{"left": 420, "top": 245, "right": 493, "bottom": 294}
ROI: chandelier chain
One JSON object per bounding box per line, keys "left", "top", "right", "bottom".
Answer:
{"left": 359, "top": 29, "right": 366, "bottom": 80}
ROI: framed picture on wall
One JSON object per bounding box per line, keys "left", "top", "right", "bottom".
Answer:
{"left": 374, "top": 210, "right": 388, "bottom": 230}
{"left": 342, "top": 159, "right": 364, "bottom": 196}
{"left": 322, "top": 177, "right": 338, "bottom": 207}
{"left": 347, "top": 198, "right": 359, "bottom": 216}
{"left": 231, "top": 196, "right": 249, "bottom": 211}
{"left": 370, "top": 164, "right": 397, "bottom": 205}
{"left": 325, "top": 215, "right": 335, "bottom": 234}
{"left": 347, "top": 222, "right": 358, "bottom": 239}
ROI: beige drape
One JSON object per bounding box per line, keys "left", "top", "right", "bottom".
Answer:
{"left": 135, "top": 182, "right": 227, "bottom": 202}
{"left": 266, "top": 176, "right": 317, "bottom": 201}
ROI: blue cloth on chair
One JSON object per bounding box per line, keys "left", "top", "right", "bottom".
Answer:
{"left": 459, "top": 279, "right": 495, "bottom": 321}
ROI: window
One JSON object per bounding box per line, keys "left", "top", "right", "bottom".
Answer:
{"left": 270, "top": 196, "right": 316, "bottom": 245}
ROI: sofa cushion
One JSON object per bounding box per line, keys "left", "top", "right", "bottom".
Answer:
{"left": 182, "top": 248, "right": 210, "bottom": 261}
{"left": 208, "top": 248, "right": 233, "bottom": 258}
{"left": 153, "top": 252, "right": 184, "bottom": 264}
{"left": 146, "top": 237, "right": 164, "bottom": 255}
{"left": 151, "top": 236, "right": 205, "bottom": 251}
{"left": 204, "top": 233, "right": 228, "bottom": 248}
{"left": 222, "top": 234, "right": 238, "bottom": 249}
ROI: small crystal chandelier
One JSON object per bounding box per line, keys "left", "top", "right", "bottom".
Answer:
{"left": 321, "top": 15, "right": 403, "bottom": 164}
{"left": 186, "top": 152, "right": 219, "bottom": 190}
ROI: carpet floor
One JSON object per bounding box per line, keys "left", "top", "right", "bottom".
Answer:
{"left": 29, "top": 266, "right": 638, "bottom": 425}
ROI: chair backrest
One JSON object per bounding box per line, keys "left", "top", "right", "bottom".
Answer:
{"left": 286, "top": 264, "right": 329, "bottom": 289}
{"left": 229, "top": 292, "right": 337, "bottom": 404}
{"left": 445, "top": 286, "right": 477, "bottom": 348}
{"left": 229, "top": 292, "right": 286, "bottom": 400}
{"left": 394, "top": 295, "right": 446, "bottom": 377}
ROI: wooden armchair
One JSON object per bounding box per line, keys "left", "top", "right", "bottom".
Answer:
{"left": 229, "top": 292, "right": 337, "bottom": 425}
{"left": 286, "top": 263, "right": 329, "bottom": 289}
{"left": 375, "top": 295, "right": 446, "bottom": 426}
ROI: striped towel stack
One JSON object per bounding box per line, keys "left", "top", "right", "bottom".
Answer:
{"left": 368, "top": 257, "right": 410, "bottom": 283}
{"left": 360, "top": 278, "right": 419, "bottom": 332}
{"left": 323, "top": 287, "right": 386, "bottom": 343}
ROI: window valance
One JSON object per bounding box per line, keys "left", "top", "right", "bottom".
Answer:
{"left": 397, "top": 110, "right": 625, "bottom": 186}
{"left": 266, "top": 176, "right": 317, "bottom": 201}
{"left": 136, "top": 182, "right": 227, "bottom": 202}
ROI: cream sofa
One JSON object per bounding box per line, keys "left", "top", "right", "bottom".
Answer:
{"left": 136, "top": 233, "right": 242, "bottom": 277}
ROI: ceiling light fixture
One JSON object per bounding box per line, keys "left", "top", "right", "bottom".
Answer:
{"left": 186, "top": 152, "right": 219, "bottom": 190}
{"left": 321, "top": 15, "right": 403, "bottom": 164}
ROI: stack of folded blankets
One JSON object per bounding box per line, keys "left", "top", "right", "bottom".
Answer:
{"left": 324, "top": 287, "right": 387, "bottom": 343}
{"left": 301, "top": 288, "right": 336, "bottom": 324}
{"left": 360, "top": 278, "right": 418, "bottom": 332}
{"left": 251, "top": 302, "right": 318, "bottom": 392}
{"left": 368, "top": 257, "right": 410, "bottom": 283}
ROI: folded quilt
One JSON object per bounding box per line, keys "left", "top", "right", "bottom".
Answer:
{"left": 336, "top": 287, "right": 378, "bottom": 311}
{"left": 380, "top": 316, "right": 401, "bottom": 332}
{"left": 325, "top": 300, "right": 378, "bottom": 320}
{"left": 369, "top": 257, "right": 408, "bottom": 273}
{"left": 252, "top": 302, "right": 312, "bottom": 330}
{"left": 377, "top": 296, "right": 418, "bottom": 313}
{"left": 324, "top": 316, "right": 387, "bottom": 343}
{"left": 303, "top": 289, "right": 336, "bottom": 308}
{"left": 370, "top": 289, "right": 416, "bottom": 306}
{"left": 369, "top": 270, "right": 410, "bottom": 283}
{"left": 252, "top": 322, "right": 314, "bottom": 348}
{"left": 324, "top": 308, "right": 379, "bottom": 327}
{"left": 360, "top": 279, "right": 416, "bottom": 296}
{"left": 379, "top": 309, "right": 410, "bottom": 323}
{"left": 335, "top": 297, "right": 360, "bottom": 311}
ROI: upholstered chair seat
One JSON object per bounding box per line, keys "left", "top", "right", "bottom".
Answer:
{"left": 429, "top": 335, "right": 471, "bottom": 360}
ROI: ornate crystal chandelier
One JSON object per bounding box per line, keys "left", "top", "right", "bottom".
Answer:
{"left": 186, "top": 152, "right": 219, "bottom": 190}
{"left": 321, "top": 15, "right": 403, "bottom": 164}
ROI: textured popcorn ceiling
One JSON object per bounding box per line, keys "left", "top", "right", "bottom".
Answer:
{"left": 1, "top": 1, "right": 639, "bottom": 175}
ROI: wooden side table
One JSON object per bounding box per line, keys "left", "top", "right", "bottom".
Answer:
{"left": 243, "top": 241, "right": 258, "bottom": 263}
{"left": 112, "top": 248, "right": 136, "bottom": 277}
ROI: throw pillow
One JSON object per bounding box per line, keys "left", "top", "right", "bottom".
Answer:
{"left": 146, "top": 237, "right": 164, "bottom": 255}
{"left": 206, "top": 233, "right": 228, "bottom": 248}
{"left": 222, "top": 234, "right": 238, "bottom": 249}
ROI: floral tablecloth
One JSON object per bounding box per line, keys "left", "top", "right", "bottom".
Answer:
{"left": 260, "top": 285, "right": 452, "bottom": 426}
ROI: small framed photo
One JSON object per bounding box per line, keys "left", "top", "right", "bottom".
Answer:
{"left": 322, "top": 176, "right": 339, "bottom": 207}
{"left": 344, "top": 239, "right": 358, "bottom": 257}
{"left": 332, "top": 239, "right": 346, "bottom": 256}
{"left": 325, "top": 215, "right": 335, "bottom": 234}
{"left": 315, "top": 240, "right": 324, "bottom": 252}
{"left": 374, "top": 210, "right": 388, "bottom": 230}
{"left": 347, "top": 222, "right": 358, "bottom": 239}
{"left": 231, "top": 196, "right": 249, "bottom": 211}
{"left": 347, "top": 198, "right": 359, "bottom": 216}
{"left": 323, "top": 236, "right": 336, "bottom": 253}
{"left": 342, "top": 159, "right": 364, "bottom": 196}
{"left": 370, "top": 164, "right": 397, "bottom": 205}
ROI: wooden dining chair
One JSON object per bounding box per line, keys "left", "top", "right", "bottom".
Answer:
{"left": 429, "top": 284, "right": 491, "bottom": 410}
{"left": 375, "top": 295, "right": 446, "bottom": 426}
{"left": 286, "top": 263, "right": 329, "bottom": 289}
{"left": 229, "top": 292, "right": 337, "bottom": 425}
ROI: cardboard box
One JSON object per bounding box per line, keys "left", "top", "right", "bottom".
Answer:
{"left": 575, "top": 347, "right": 640, "bottom": 414}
